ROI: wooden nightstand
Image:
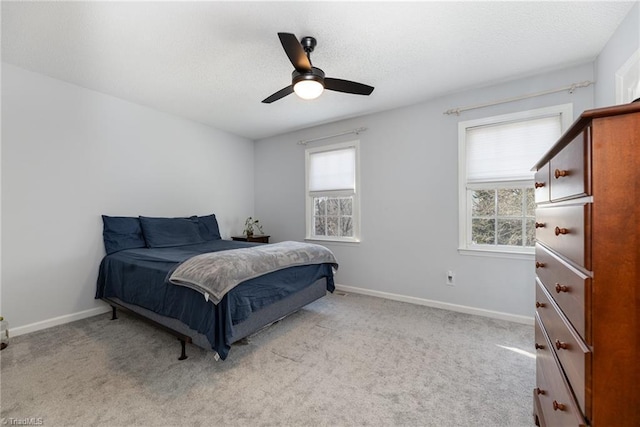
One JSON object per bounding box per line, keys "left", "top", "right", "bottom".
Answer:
{"left": 231, "top": 235, "right": 270, "bottom": 243}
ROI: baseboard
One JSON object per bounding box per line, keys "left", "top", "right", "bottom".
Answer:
{"left": 11, "top": 286, "right": 532, "bottom": 337}
{"left": 10, "top": 305, "right": 111, "bottom": 337}
{"left": 334, "top": 284, "right": 534, "bottom": 325}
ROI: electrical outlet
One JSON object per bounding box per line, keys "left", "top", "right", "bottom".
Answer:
{"left": 446, "top": 270, "right": 455, "bottom": 285}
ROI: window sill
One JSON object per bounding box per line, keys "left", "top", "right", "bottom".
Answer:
{"left": 305, "top": 237, "right": 360, "bottom": 246}
{"left": 458, "top": 247, "right": 534, "bottom": 260}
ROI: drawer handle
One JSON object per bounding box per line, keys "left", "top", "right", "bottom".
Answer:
{"left": 535, "top": 262, "right": 545, "bottom": 269}
{"left": 554, "top": 169, "right": 569, "bottom": 179}
{"left": 535, "top": 387, "right": 545, "bottom": 396}
{"left": 552, "top": 400, "right": 566, "bottom": 411}
{"left": 555, "top": 283, "right": 569, "bottom": 293}
{"left": 535, "top": 301, "right": 545, "bottom": 308}
{"left": 535, "top": 222, "right": 545, "bottom": 229}
{"left": 535, "top": 343, "right": 544, "bottom": 350}
{"left": 555, "top": 339, "right": 568, "bottom": 350}
{"left": 534, "top": 182, "right": 545, "bottom": 189}
{"left": 554, "top": 226, "right": 569, "bottom": 236}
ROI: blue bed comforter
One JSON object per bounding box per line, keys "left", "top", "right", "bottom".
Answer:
{"left": 95, "top": 240, "right": 335, "bottom": 359}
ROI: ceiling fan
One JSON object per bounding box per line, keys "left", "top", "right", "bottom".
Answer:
{"left": 262, "top": 33, "right": 375, "bottom": 104}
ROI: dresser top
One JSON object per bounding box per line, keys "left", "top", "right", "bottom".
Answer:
{"left": 532, "top": 102, "right": 640, "bottom": 171}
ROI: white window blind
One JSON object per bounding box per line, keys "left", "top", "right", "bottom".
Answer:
{"left": 466, "top": 115, "right": 561, "bottom": 182}
{"left": 308, "top": 147, "right": 356, "bottom": 192}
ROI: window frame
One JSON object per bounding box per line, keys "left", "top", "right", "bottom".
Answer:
{"left": 305, "top": 140, "right": 361, "bottom": 243}
{"left": 458, "top": 104, "right": 573, "bottom": 259}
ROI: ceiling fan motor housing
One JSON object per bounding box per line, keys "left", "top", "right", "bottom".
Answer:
{"left": 292, "top": 67, "right": 325, "bottom": 86}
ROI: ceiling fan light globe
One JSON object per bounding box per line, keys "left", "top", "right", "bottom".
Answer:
{"left": 293, "top": 80, "right": 324, "bottom": 100}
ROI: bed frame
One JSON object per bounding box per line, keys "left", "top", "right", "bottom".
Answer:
{"left": 102, "top": 277, "right": 328, "bottom": 360}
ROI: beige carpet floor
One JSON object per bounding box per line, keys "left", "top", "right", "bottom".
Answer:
{"left": 1, "top": 292, "right": 534, "bottom": 426}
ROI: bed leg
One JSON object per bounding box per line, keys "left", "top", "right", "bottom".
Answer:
{"left": 110, "top": 306, "right": 118, "bottom": 320}
{"left": 178, "top": 339, "right": 188, "bottom": 360}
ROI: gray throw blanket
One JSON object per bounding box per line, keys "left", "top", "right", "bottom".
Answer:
{"left": 169, "top": 241, "right": 338, "bottom": 304}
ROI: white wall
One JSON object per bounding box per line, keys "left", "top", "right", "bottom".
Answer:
{"left": 1, "top": 63, "right": 255, "bottom": 332}
{"left": 254, "top": 63, "right": 595, "bottom": 321}
{"left": 594, "top": 1, "right": 640, "bottom": 106}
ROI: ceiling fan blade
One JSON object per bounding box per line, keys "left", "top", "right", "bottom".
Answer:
{"left": 278, "top": 32, "right": 312, "bottom": 72}
{"left": 262, "top": 85, "right": 294, "bottom": 104}
{"left": 324, "top": 78, "right": 374, "bottom": 96}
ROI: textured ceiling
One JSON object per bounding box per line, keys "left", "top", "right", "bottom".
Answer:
{"left": 1, "top": 1, "right": 635, "bottom": 140}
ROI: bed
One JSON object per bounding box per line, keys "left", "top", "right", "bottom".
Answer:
{"left": 95, "top": 214, "right": 337, "bottom": 360}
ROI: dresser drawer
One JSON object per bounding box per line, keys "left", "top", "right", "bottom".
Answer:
{"left": 549, "top": 128, "right": 590, "bottom": 201}
{"left": 534, "top": 163, "right": 550, "bottom": 204}
{"left": 535, "top": 244, "right": 592, "bottom": 343}
{"left": 536, "top": 280, "right": 591, "bottom": 416}
{"left": 535, "top": 204, "right": 591, "bottom": 270}
{"left": 534, "top": 314, "right": 588, "bottom": 427}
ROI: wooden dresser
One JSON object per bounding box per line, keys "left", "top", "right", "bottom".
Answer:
{"left": 532, "top": 102, "right": 640, "bottom": 426}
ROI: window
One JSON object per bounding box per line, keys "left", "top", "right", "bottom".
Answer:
{"left": 458, "top": 104, "right": 572, "bottom": 257}
{"left": 470, "top": 186, "right": 535, "bottom": 247}
{"left": 305, "top": 141, "right": 360, "bottom": 242}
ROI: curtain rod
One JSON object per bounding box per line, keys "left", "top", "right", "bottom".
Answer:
{"left": 443, "top": 80, "right": 594, "bottom": 116}
{"left": 297, "top": 127, "right": 367, "bottom": 145}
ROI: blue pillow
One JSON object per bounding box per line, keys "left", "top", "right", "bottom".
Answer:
{"left": 102, "top": 215, "right": 147, "bottom": 254}
{"left": 198, "top": 214, "right": 221, "bottom": 240}
{"left": 139, "top": 216, "right": 205, "bottom": 248}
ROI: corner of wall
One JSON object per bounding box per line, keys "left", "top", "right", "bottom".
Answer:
{"left": 594, "top": 2, "right": 640, "bottom": 106}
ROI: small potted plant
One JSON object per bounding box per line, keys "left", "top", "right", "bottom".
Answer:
{"left": 243, "top": 217, "right": 264, "bottom": 237}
